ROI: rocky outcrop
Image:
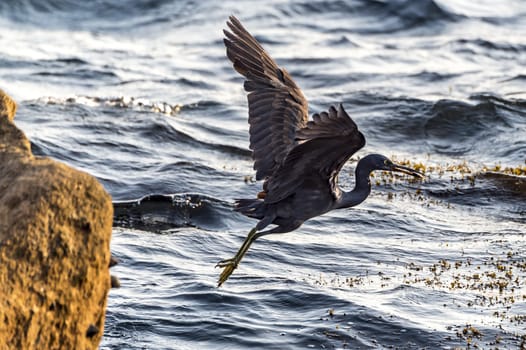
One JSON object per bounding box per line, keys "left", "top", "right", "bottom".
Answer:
{"left": 0, "top": 90, "right": 113, "bottom": 349}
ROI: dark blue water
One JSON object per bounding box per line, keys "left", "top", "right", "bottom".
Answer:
{"left": 1, "top": 0, "right": 525, "bottom": 348}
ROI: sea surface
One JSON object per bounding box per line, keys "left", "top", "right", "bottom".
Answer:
{"left": 1, "top": 0, "right": 525, "bottom": 348}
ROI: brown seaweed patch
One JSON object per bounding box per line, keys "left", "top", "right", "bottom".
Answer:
{"left": 368, "top": 157, "right": 526, "bottom": 207}
{"left": 309, "top": 248, "right": 526, "bottom": 347}
{"left": 40, "top": 96, "right": 183, "bottom": 116}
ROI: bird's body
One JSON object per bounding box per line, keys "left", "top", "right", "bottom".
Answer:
{"left": 217, "top": 16, "right": 424, "bottom": 286}
{"left": 235, "top": 152, "right": 379, "bottom": 229}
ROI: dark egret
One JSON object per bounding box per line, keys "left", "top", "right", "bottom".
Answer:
{"left": 217, "top": 16, "right": 424, "bottom": 287}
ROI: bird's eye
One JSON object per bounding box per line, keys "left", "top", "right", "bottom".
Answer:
{"left": 384, "top": 159, "right": 388, "bottom": 165}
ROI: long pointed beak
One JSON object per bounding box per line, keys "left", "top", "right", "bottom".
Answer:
{"left": 391, "top": 163, "right": 425, "bottom": 179}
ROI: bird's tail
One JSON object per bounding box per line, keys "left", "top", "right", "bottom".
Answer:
{"left": 234, "top": 198, "right": 265, "bottom": 219}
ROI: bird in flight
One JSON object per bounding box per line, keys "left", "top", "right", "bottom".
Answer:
{"left": 217, "top": 15, "right": 424, "bottom": 287}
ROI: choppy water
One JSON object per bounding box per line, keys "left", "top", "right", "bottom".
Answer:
{"left": 1, "top": 0, "right": 526, "bottom": 348}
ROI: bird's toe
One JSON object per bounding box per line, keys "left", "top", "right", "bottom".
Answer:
{"left": 217, "top": 262, "right": 237, "bottom": 287}
{"left": 215, "top": 258, "right": 236, "bottom": 268}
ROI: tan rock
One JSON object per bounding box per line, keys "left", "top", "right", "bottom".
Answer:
{"left": 0, "top": 90, "right": 113, "bottom": 349}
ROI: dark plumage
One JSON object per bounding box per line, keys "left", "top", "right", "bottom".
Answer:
{"left": 217, "top": 16, "right": 424, "bottom": 286}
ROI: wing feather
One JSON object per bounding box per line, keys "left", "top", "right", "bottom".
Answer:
{"left": 224, "top": 15, "right": 308, "bottom": 180}
{"left": 264, "top": 104, "right": 365, "bottom": 204}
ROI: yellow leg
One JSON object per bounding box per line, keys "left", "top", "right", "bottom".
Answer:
{"left": 216, "top": 228, "right": 257, "bottom": 287}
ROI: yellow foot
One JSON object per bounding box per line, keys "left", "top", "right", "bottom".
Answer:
{"left": 216, "top": 227, "right": 257, "bottom": 287}
{"left": 216, "top": 258, "right": 238, "bottom": 287}
{"left": 215, "top": 227, "right": 257, "bottom": 287}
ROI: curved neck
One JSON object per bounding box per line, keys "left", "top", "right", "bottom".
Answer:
{"left": 335, "top": 158, "right": 372, "bottom": 209}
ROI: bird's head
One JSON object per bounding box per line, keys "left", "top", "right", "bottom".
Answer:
{"left": 361, "top": 154, "right": 425, "bottom": 178}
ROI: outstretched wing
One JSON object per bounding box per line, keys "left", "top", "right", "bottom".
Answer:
{"left": 264, "top": 104, "right": 365, "bottom": 204}
{"left": 224, "top": 15, "right": 309, "bottom": 180}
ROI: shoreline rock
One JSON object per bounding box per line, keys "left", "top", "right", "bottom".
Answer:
{"left": 0, "top": 90, "right": 113, "bottom": 349}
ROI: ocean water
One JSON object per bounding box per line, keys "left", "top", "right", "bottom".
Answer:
{"left": 1, "top": 0, "right": 525, "bottom": 348}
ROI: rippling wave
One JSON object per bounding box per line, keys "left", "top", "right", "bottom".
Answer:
{"left": 114, "top": 193, "right": 236, "bottom": 231}
{"left": 282, "top": 0, "right": 460, "bottom": 34}
{"left": 2, "top": 0, "right": 526, "bottom": 348}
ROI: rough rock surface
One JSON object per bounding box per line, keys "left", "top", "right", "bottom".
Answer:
{"left": 0, "top": 90, "right": 113, "bottom": 349}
